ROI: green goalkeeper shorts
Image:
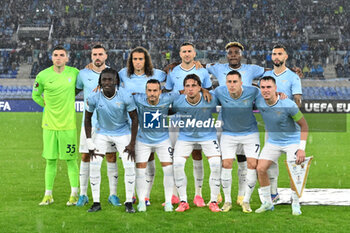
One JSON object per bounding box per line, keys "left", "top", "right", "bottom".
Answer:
{"left": 42, "top": 129, "right": 78, "bottom": 160}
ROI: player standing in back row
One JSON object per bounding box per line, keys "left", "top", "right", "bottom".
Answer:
{"left": 165, "top": 42, "right": 212, "bottom": 208}
{"left": 75, "top": 44, "right": 121, "bottom": 207}
{"left": 263, "top": 44, "right": 303, "bottom": 202}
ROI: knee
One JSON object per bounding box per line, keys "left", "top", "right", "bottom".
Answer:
{"left": 256, "top": 164, "right": 267, "bottom": 175}
{"left": 222, "top": 159, "right": 232, "bottom": 169}
{"left": 192, "top": 150, "right": 202, "bottom": 160}
{"left": 105, "top": 153, "right": 116, "bottom": 162}
{"left": 136, "top": 162, "right": 147, "bottom": 169}
{"left": 81, "top": 153, "right": 90, "bottom": 162}
{"left": 247, "top": 160, "right": 258, "bottom": 169}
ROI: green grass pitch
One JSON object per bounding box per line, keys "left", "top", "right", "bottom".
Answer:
{"left": 0, "top": 112, "right": 349, "bottom": 233}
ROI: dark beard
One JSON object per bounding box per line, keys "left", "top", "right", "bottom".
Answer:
{"left": 273, "top": 60, "right": 284, "bottom": 67}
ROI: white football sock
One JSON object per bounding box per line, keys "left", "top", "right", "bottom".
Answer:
{"left": 162, "top": 165, "right": 174, "bottom": 204}
{"left": 208, "top": 157, "right": 221, "bottom": 203}
{"left": 173, "top": 185, "right": 178, "bottom": 196}
{"left": 174, "top": 156, "right": 187, "bottom": 202}
{"left": 259, "top": 185, "right": 272, "bottom": 204}
{"left": 135, "top": 167, "right": 147, "bottom": 202}
{"left": 268, "top": 162, "right": 279, "bottom": 195}
{"left": 107, "top": 162, "right": 118, "bottom": 196}
{"left": 193, "top": 159, "right": 204, "bottom": 196}
{"left": 90, "top": 156, "right": 103, "bottom": 203}
{"left": 237, "top": 161, "right": 247, "bottom": 196}
{"left": 145, "top": 160, "right": 155, "bottom": 199}
{"left": 79, "top": 161, "right": 89, "bottom": 196}
{"left": 121, "top": 155, "right": 135, "bottom": 203}
{"left": 291, "top": 190, "right": 300, "bottom": 204}
{"left": 221, "top": 168, "right": 232, "bottom": 203}
{"left": 45, "top": 190, "right": 52, "bottom": 196}
{"left": 71, "top": 187, "right": 79, "bottom": 197}
{"left": 243, "top": 169, "right": 257, "bottom": 203}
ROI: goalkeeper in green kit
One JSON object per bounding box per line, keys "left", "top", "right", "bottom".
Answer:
{"left": 32, "top": 45, "right": 80, "bottom": 206}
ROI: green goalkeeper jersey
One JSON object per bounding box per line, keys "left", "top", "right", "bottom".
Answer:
{"left": 32, "top": 66, "right": 79, "bottom": 130}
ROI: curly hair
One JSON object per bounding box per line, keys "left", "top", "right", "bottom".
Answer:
{"left": 127, "top": 46, "right": 154, "bottom": 77}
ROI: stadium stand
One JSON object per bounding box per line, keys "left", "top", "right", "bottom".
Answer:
{"left": 1, "top": 0, "right": 350, "bottom": 100}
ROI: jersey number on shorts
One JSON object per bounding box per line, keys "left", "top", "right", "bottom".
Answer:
{"left": 213, "top": 140, "right": 219, "bottom": 150}
{"left": 255, "top": 144, "right": 260, "bottom": 153}
{"left": 66, "top": 144, "right": 76, "bottom": 154}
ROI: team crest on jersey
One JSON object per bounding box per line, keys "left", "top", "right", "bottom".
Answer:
{"left": 68, "top": 77, "right": 72, "bottom": 82}
{"left": 115, "top": 102, "right": 122, "bottom": 107}
{"left": 144, "top": 110, "right": 162, "bottom": 128}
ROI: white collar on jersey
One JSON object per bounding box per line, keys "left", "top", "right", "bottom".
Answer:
{"left": 273, "top": 67, "right": 288, "bottom": 76}
{"left": 186, "top": 93, "right": 202, "bottom": 106}
{"left": 266, "top": 95, "right": 280, "bottom": 107}
{"left": 180, "top": 64, "right": 196, "bottom": 72}
{"left": 102, "top": 87, "right": 118, "bottom": 100}
{"left": 91, "top": 65, "right": 110, "bottom": 74}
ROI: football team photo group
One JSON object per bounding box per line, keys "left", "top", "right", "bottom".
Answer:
{"left": 32, "top": 41, "right": 308, "bottom": 216}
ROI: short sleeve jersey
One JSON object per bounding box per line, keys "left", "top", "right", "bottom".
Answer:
{"left": 255, "top": 96, "right": 302, "bottom": 146}
{"left": 206, "top": 63, "right": 265, "bottom": 86}
{"left": 172, "top": 94, "right": 219, "bottom": 141}
{"left": 76, "top": 68, "right": 101, "bottom": 127}
{"left": 214, "top": 85, "right": 259, "bottom": 136}
{"left": 263, "top": 69, "right": 302, "bottom": 100}
{"left": 32, "top": 66, "right": 79, "bottom": 130}
{"left": 165, "top": 65, "right": 212, "bottom": 92}
{"left": 86, "top": 87, "right": 136, "bottom": 136}
{"left": 133, "top": 92, "right": 179, "bottom": 144}
{"left": 119, "top": 68, "right": 166, "bottom": 94}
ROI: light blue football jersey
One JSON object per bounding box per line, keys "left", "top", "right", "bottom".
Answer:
{"left": 214, "top": 85, "right": 259, "bottom": 136}
{"left": 263, "top": 68, "right": 302, "bottom": 100}
{"left": 76, "top": 68, "right": 101, "bottom": 127}
{"left": 133, "top": 92, "right": 179, "bottom": 144}
{"left": 86, "top": 87, "right": 136, "bottom": 136}
{"left": 165, "top": 65, "right": 212, "bottom": 92}
{"left": 172, "top": 94, "right": 219, "bottom": 141}
{"left": 118, "top": 67, "right": 166, "bottom": 93}
{"left": 206, "top": 63, "right": 264, "bottom": 86}
{"left": 255, "top": 96, "right": 301, "bottom": 146}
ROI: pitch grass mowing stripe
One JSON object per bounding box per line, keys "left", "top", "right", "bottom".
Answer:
{"left": 0, "top": 112, "right": 349, "bottom": 233}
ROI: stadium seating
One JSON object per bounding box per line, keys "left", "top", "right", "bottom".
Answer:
{"left": 1, "top": 0, "right": 350, "bottom": 99}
